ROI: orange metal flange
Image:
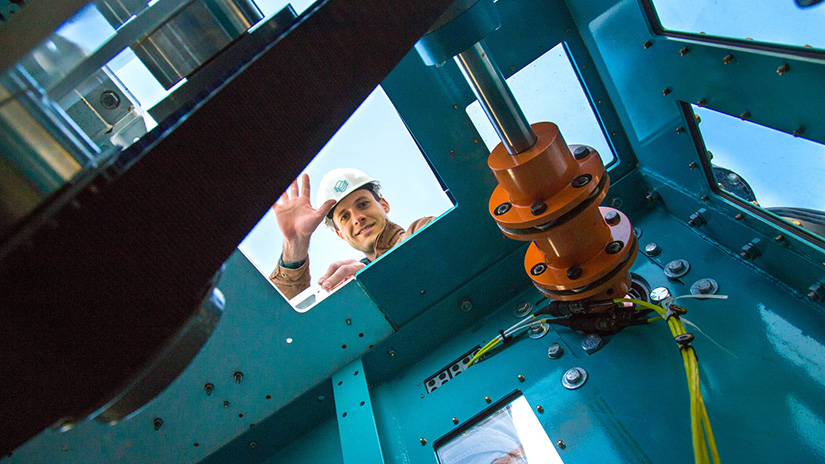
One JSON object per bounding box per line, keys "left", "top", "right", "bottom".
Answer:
{"left": 487, "top": 122, "right": 637, "bottom": 302}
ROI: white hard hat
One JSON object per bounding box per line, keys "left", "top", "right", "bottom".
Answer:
{"left": 316, "top": 168, "right": 378, "bottom": 227}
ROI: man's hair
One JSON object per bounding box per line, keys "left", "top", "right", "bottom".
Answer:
{"left": 327, "top": 182, "right": 382, "bottom": 230}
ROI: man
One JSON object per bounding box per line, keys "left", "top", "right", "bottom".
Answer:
{"left": 269, "top": 168, "right": 434, "bottom": 300}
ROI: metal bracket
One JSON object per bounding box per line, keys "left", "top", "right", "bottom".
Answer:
{"left": 333, "top": 359, "right": 385, "bottom": 464}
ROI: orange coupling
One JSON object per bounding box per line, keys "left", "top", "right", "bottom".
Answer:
{"left": 488, "top": 122, "right": 637, "bottom": 301}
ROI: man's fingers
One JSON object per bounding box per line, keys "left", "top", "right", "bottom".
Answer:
{"left": 318, "top": 259, "right": 364, "bottom": 290}
{"left": 316, "top": 199, "right": 337, "bottom": 222}
{"left": 300, "top": 173, "right": 311, "bottom": 198}
{"left": 289, "top": 178, "right": 299, "bottom": 198}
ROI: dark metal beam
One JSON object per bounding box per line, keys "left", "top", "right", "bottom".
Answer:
{"left": 0, "top": 0, "right": 454, "bottom": 454}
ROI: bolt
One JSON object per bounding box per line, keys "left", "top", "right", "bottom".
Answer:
{"left": 514, "top": 301, "right": 533, "bottom": 317}
{"left": 420, "top": 438, "right": 427, "bottom": 446}
{"left": 531, "top": 263, "right": 548, "bottom": 276}
{"left": 775, "top": 235, "right": 785, "bottom": 242}
{"left": 777, "top": 63, "right": 790, "bottom": 75}
{"left": 234, "top": 372, "right": 243, "bottom": 384}
{"left": 153, "top": 417, "right": 163, "bottom": 431}
{"left": 581, "top": 333, "right": 604, "bottom": 354}
{"left": 643, "top": 40, "right": 653, "bottom": 49}
{"left": 740, "top": 241, "right": 761, "bottom": 260}
{"left": 694, "top": 279, "right": 714, "bottom": 294}
{"left": 452, "top": 417, "right": 459, "bottom": 425}
{"left": 735, "top": 213, "right": 744, "bottom": 221}
{"left": 662, "top": 87, "right": 672, "bottom": 96}
{"left": 604, "top": 211, "right": 620, "bottom": 225}
{"left": 644, "top": 243, "right": 661, "bottom": 256}
{"left": 572, "top": 174, "right": 592, "bottom": 188}
{"left": 605, "top": 241, "right": 624, "bottom": 254}
{"left": 388, "top": 349, "right": 396, "bottom": 357}
{"left": 667, "top": 260, "right": 685, "bottom": 273}
{"left": 346, "top": 318, "right": 352, "bottom": 325}
{"left": 722, "top": 54, "right": 735, "bottom": 64}
{"left": 808, "top": 283, "right": 824, "bottom": 302}
{"left": 458, "top": 297, "right": 473, "bottom": 312}
{"left": 531, "top": 201, "right": 548, "bottom": 216}
{"left": 676, "top": 126, "right": 685, "bottom": 134}
{"left": 608, "top": 196, "right": 623, "bottom": 208}
{"left": 485, "top": 396, "right": 492, "bottom": 404}
{"left": 688, "top": 208, "right": 707, "bottom": 227}
{"left": 679, "top": 46, "right": 690, "bottom": 56}
{"left": 689, "top": 162, "right": 698, "bottom": 169}
{"left": 558, "top": 440, "right": 567, "bottom": 449}
{"left": 100, "top": 90, "right": 120, "bottom": 109}
{"left": 739, "top": 111, "right": 751, "bottom": 120}
{"left": 547, "top": 343, "right": 564, "bottom": 359}
{"left": 567, "top": 266, "right": 582, "bottom": 280}
{"left": 573, "top": 146, "right": 591, "bottom": 159}
{"left": 530, "top": 323, "right": 543, "bottom": 334}
{"left": 701, "top": 195, "right": 710, "bottom": 202}
{"left": 204, "top": 383, "right": 214, "bottom": 396}
{"left": 646, "top": 191, "right": 659, "bottom": 203}
{"left": 793, "top": 127, "right": 805, "bottom": 137}
{"left": 494, "top": 202, "right": 512, "bottom": 215}
{"left": 518, "top": 375, "right": 525, "bottom": 382}
{"left": 697, "top": 98, "right": 707, "bottom": 107}
{"left": 565, "top": 369, "right": 582, "bottom": 383}
{"left": 224, "top": 401, "right": 230, "bottom": 408}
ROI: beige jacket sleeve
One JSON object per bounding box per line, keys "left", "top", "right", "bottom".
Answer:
{"left": 269, "top": 260, "right": 311, "bottom": 300}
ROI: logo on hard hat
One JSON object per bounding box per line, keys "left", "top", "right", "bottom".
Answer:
{"left": 333, "top": 180, "right": 348, "bottom": 193}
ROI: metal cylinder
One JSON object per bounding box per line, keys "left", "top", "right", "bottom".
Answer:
{"left": 454, "top": 40, "right": 536, "bottom": 155}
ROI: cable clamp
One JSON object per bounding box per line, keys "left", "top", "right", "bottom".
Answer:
{"left": 674, "top": 333, "right": 695, "bottom": 350}
{"left": 499, "top": 329, "right": 513, "bottom": 344}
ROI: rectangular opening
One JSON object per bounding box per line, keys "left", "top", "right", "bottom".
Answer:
{"left": 434, "top": 392, "right": 563, "bottom": 463}
{"left": 645, "top": 0, "right": 825, "bottom": 51}
{"left": 239, "top": 86, "right": 455, "bottom": 312}
{"left": 691, "top": 104, "right": 825, "bottom": 243}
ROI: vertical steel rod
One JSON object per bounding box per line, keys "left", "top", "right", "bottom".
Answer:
{"left": 454, "top": 40, "right": 537, "bottom": 155}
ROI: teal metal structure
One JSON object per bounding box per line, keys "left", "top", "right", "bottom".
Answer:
{"left": 5, "top": 0, "right": 825, "bottom": 463}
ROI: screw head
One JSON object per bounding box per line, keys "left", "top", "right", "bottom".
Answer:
{"left": 573, "top": 146, "right": 591, "bottom": 159}
{"left": 679, "top": 46, "right": 690, "bottom": 56}
{"left": 643, "top": 40, "right": 653, "bottom": 49}
{"left": 100, "top": 90, "right": 120, "bottom": 109}
{"left": 452, "top": 417, "right": 459, "bottom": 425}
{"left": 388, "top": 349, "right": 396, "bottom": 357}
{"left": 644, "top": 242, "right": 661, "bottom": 256}
{"left": 420, "top": 438, "right": 427, "bottom": 446}
{"left": 567, "top": 266, "right": 583, "bottom": 280}
{"left": 234, "top": 371, "right": 243, "bottom": 384}
{"left": 777, "top": 63, "right": 790, "bottom": 75}
{"left": 204, "top": 383, "right": 214, "bottom": 396}
{"left": 605, "top": 241, "right": 624, "bottom": 254}
{"left": 581, "top": 334, "right": 604, "bottom": 354}
{"left": 697, "top": 98, "right": 707, "bottom": 107}
{"left": 153, "top": 417, "right": 163, "bottom": 431}
{"left": 346, "top": 318, "right": 352, "bottom": 325}
{"left": 485, "top": 396, "right": 492, "bottom": 404}
{"left": 223, "top": 401, "right": 230, "bottom": 408}
{"left": 808, "top": 283, "right": 824, "bottom": 302}
{"left": 547, "top": 343, "right": 564, "bottom": 359}
{"left": 531, "top": 263, "right": 548, "bottom": 276}
{"left": 458, "top": 297, "right": 473, "bottom": 312}
{"left": 793, "top": 127, "right": 805, "bottom": 137}
{"left": 518, "top": 375, "right": 525, "bottom": 382}
{"left": 572, "top": 174, "right": 592, "bottom": 188}
{"left": 740, "top": 111, "right": 751, "bottom": 120}
{"left": 650, "top": 287, "right": 671, "bottom": 303}
{"left": 531, "top": 201, "right": 548, "bottom": 216}
{"left": 248, "top": 441, "right": 258, "bottom": 449}
{"left": 529, "top": 322, "right": 549, "bottom": 339}
{"left": 604, "top": 211, "right": 620, "bottom": 225}
{"left": 662, "top": 87, "right": 672, "bottom": 96}
{"left": 514, "top": 301, "right": 533, "bottom": 317}
{"left": 557, "top": 440, "right": 567, "bottom": 449}
{"left": 494, "top": 202, "right": 512, "bottom": 215}
{"left": 723, "top": 54, "right": 735, "bottom": 64}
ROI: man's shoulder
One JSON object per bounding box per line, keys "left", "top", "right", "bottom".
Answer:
{"left": 406, "top": 216, "right": 436, "bottom": 234}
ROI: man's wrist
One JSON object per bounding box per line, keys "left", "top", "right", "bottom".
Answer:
{"left": 279, "top": 255, "right": 307, "bottom": 269}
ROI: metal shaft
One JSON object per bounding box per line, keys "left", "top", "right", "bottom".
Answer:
{"left": 454, "top": 40, "right": 537, "bottom": 155}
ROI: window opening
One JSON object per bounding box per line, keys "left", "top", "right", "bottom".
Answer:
{"left": 693, "top": 105, "right": 825, "bottom": 240}
{"left": 466, "top": 42, "right": 615, "bottom": 167}
{"left": 239, "top": 86, "right": 454, "bottom": 312}
{"left": 648, "top": 0, "right": 825, "bottom": 50}
{"left": 434, "top": 394, "right": 562, "bottom": 464}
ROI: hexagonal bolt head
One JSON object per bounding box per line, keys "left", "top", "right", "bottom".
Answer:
{"left": 604, "top": 211, "right": 621, "bottom": 225}
{"left": 494, "top": 202, "right": 512, "bottom": 215}
{"left": 667, "top": 260, "right": 685, "bottom": 273}
{"left": 531, "top": 201, "right": 548, "bottom": 216}
{"left": 688, "top": 208, "right": 707, "bottom": 227}
{"left": 547, "top": 343, "right": 564, "bottom": 359}
{"left": 740, "top": 242, "right": 761, "bottom": 260}
{"left": 644, "top": 243, "right": 661, "bottom": 257}
{"left": 694, "top": 279, "right": 714, "bottom": 294}
{"left": 458, "top": 297, "right": 473, "bottom": 312}
{"left": 567, "top": 266, "right": 583, "bottom": 280}
{"left": 100, "top": 90, "right": 120, "bottom": 109}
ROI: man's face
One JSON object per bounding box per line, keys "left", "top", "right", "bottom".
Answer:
{"left": 332, "top": 190, "right": 390, "bottom": 256}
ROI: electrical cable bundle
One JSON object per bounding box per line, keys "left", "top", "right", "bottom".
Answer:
{"left": 616, "top": 295, "right": 723, "bottom": 464}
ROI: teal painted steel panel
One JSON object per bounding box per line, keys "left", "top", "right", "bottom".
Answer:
{"left": 333, "top": 359, "right": 385, "bottom": 464}
{"left": 8, "top": 251, "right": 392, "bottom": 464}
